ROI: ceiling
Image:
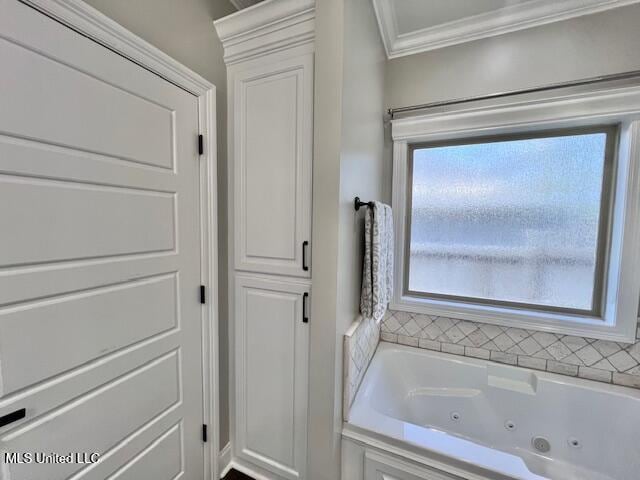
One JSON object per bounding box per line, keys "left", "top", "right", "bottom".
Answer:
{"left": 229, "top": 0, "right": 263, "bottom": 10}
{"left": 374, "top": 0, "right": 640, "bottom": 58}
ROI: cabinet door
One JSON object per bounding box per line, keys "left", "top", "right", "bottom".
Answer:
{"left": 235, "top": 275, "right": 310, "bottom": 479}
{"left": 233, "top": 53, "right": 313, "bottom": 277}
{"left": 364, "top": 451, "right": 464, "bottom": 480}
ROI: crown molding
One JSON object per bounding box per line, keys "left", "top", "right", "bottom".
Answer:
{"left": 214, "top": 0, "right": 315, "bottom": 65}
{"left": 374, "top": 0, "right": 640, "bottom": 59}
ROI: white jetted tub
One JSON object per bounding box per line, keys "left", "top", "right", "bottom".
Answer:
{"left": 346, "top": 343, "right": 640, "bottom": 480}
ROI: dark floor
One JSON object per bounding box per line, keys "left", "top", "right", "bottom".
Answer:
{"left": 222, "top": 469, "right": 254, "bottom": 480}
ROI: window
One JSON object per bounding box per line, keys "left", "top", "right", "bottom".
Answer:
{"left": 406, "top": 127, "right": 616, "bottom": 316}
{"left": 391, "top": 85, "right": 640, "bottom": 342}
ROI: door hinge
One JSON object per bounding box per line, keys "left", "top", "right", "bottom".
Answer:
{"left": 202, "top": 424, "right": 208, "bottom": 442}
{"left": 198, "top": 134, "right": 204, "bottom": 155}
{"left": 200, "top": 285, "right": 206, "bottom": 304}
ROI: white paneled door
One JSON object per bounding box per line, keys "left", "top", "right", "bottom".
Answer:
{"left": 235, "top": 275, "right": 309, "bottom": 480}
{"left": 233, "top": 53, "right": 314, "bottom": 278}
{"left": 0, "top": 1, "right": 205, "bottom": 479}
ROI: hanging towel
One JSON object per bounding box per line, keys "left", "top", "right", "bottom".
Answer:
{"left": 360, "top": 201, "right": 394, "bottom": 323}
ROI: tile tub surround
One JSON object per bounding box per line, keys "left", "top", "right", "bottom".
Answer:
{"left": 344, "top": 316, "right": 381, "bottom": 418}
{"left": 381, "top": 310, "right": 640, "bottom": 388}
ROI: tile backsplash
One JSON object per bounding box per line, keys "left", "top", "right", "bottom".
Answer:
{"left": 381, "top": 310, "right": 640, "bottom": 388}
{"left": 343, "top": 316, "right": 380, "bottom": 418}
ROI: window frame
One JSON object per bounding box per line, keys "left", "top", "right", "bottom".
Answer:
{"left": 403, "top": 125, "right": 618, "bottom": 318}
{"left": 391, "top": 83, "right": 640, "bottom": 342}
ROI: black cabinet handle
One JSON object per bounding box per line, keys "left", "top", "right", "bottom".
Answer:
{"left": 302, "top": 292, "right": 309, "bottom": 323}
{"left": 0, "top": 408, "right": 26, "bottom": 428}
{"left": 302, "top": 241, "right": 309, "bottom": 271}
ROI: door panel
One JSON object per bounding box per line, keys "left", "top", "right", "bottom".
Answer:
{"left": 0, "top": 1, "right": 204, "bottom": 479}
{"left": 235, "top": 274, "right": 309, "bottom": 479}
{"left": 106, "top": 423, "right": 183, "bottom": 480}
{"left": 245, "top": 73, "right": 297, "bottom": 261}
{"left": 0, "top": 26, "right": 174, "bottom": 169}
{"left": 364, "top": 451, "right": 462, "bottom": 480}
{"left": 0, "top": 274, "right": 178, "bottom": 394}
{"left": 0, "top": 177, "right": 175, "bottom": 265}
{"left": 234, "top": 54, "right": 313, "bottom": 277}
{"left": 4, "top": 353, "right": 180, "bottom": 480}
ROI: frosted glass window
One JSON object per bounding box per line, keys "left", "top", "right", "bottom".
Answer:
{"left": 407, "top": 128, "right": 615, "bottom": 314}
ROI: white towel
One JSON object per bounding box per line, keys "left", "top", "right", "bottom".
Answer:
{"left": 360, "top": 201, "right": 394, "bottom": 323}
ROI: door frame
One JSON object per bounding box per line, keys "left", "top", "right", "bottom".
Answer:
{"left": 15, "top": 0, "right": 220, "bottom": 478}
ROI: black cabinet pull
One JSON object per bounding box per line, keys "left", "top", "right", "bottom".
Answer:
{"left": 302, "top": 241, "right": 309, "bottom": 271}
{"left": 0, "top": 408, "right": 26, "bottom": 428}
{"left": 302, "top": 292, "right": 309, "bottom": 323}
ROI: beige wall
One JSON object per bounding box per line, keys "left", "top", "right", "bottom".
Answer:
{"left": 307, "top": 0, "right": 344, "bottom": 477}
{"left": 337, "top": 0, "right": 387, "bottom": 340}
{"left": 308, "top": 0, "right": 386, "bottom": 478}
{"left": 83, "top": 0, "right": 236, "bottom": 448}
{"left": 386, "top": 4, "right": 640, "bottom": 111}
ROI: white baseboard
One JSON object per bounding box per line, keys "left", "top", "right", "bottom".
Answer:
{"left": 219, "top": 443, "right": 232, "bottom": 478}
{"left": 218, "top": 445, "right": 285, "bottom": 480}
{"left": 226, "top": 458, "right": 283, "bottom": 480}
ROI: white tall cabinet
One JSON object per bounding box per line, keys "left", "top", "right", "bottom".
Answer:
{"left": 214, "top": 1, "right": 315, "bottom": 478}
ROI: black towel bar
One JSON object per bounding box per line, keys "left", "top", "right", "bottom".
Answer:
{"left": 354, "top": 197, "right": 374, "bottom": 211}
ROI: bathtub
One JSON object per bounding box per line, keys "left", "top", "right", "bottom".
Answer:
{"left": 346, "top": 342, "right": 640, "bottom": 480}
